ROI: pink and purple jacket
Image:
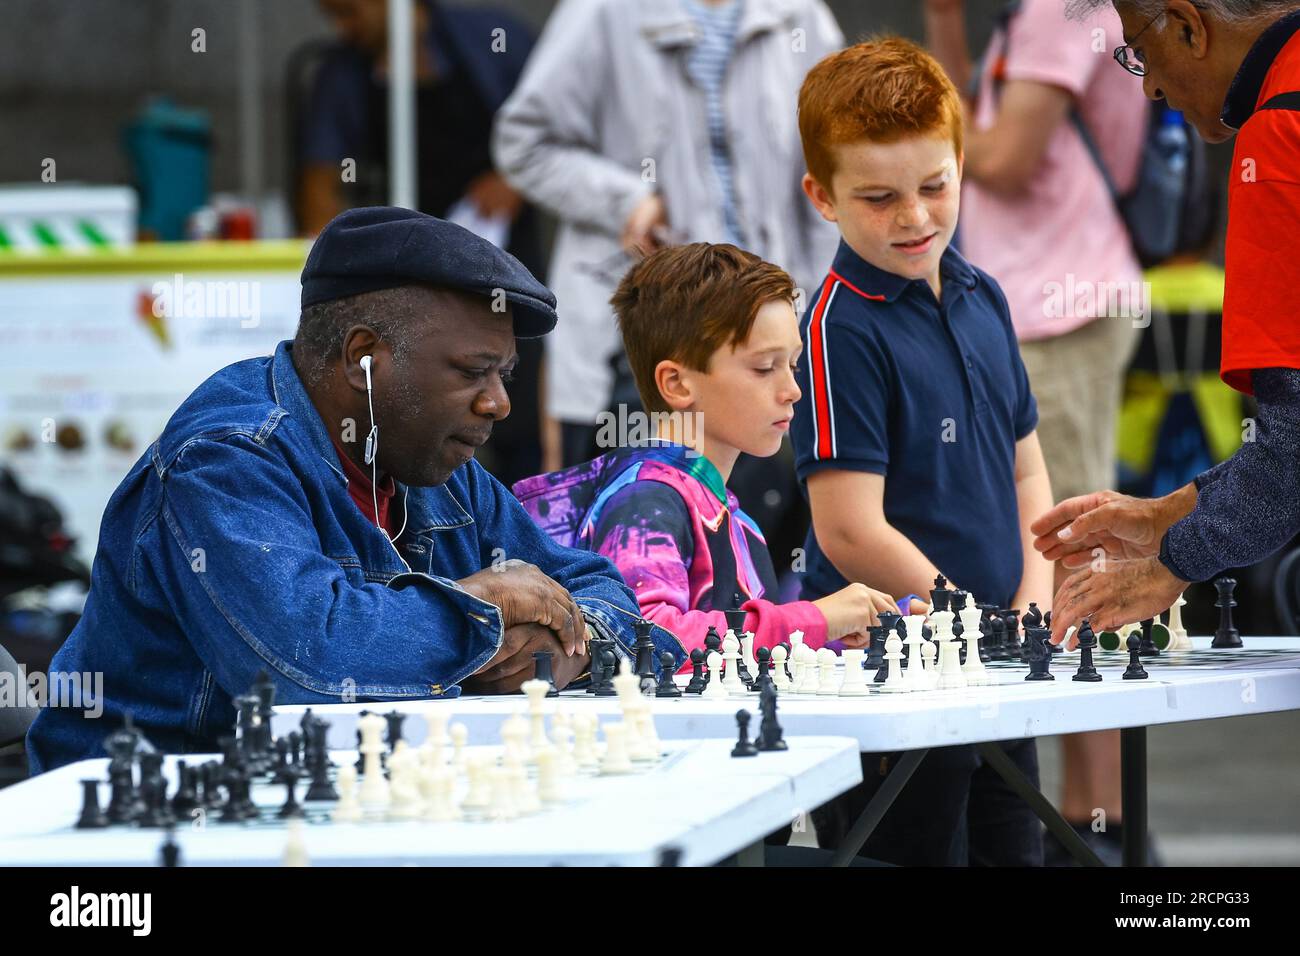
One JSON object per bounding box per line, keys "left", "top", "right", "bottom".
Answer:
{"left": 512, "top": 442, "right": 827, "bottom": 664}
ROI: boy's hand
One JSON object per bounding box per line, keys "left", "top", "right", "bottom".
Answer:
{"left": 813, "top": 583, "right": 901, "bottom": 640}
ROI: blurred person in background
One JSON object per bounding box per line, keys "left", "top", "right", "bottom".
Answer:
{"left": 299, "top": 0, "right": 546, "bottom": 486}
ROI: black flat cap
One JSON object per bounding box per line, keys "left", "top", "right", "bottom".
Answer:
{"left": 300, "top": 206, "right": 557, "bottom": 337}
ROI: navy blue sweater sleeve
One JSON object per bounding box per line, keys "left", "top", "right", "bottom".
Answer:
{"left": 1159, "top": 368, "right": 1300, "bottom": 581}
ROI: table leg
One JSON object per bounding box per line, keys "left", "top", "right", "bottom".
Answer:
{"left": 976, "top": 741, "right": 1105, "bottom": 867}
{"left": 1120, "top": 726, "right": 1148, "bottom": 868}
{"left": 829, "top": 748, "right": 928, "bottom": 867}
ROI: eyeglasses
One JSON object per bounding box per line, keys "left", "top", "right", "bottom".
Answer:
{"left": 1114, "top": 9, "right": 1165, "bottom": 77}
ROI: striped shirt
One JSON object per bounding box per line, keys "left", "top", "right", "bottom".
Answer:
{"left": 683, "top": 0, "right": 744, "bottom": 245}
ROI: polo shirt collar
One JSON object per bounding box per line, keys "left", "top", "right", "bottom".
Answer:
{"left": 828, "top": 240, "right": 978, "bottom": 304}
{"left": 1221, "top": 8, "right": 1300, "bottom": 130}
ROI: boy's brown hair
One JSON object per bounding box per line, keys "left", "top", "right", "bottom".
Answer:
{"left": 610, "top": 243, "right": 795, "bottom": 415}
{"left": 798, "top": 37, "right": 964, "bottom": 195}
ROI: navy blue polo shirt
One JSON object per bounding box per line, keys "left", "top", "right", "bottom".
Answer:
{"left": 791, "top": 240, "right": 1038, "bottom": 607}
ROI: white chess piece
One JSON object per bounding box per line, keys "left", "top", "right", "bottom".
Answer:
{"left": 1168, "top": 592, "right": 1190, "bottom": 649}
{"left": 510, "top": 763, "right": 541, "bottom": 816}
{"left": 796, "top": 644, "right": 819, "bottom": 693}
{"left": 879, "top": 632, "right": 908, "bottom": 693}
{"left": 520, "top": 678, "right": 551, "bottom": 750}
{"left": 282, "top": 818, "right": 310, "bottom": 867}
{"left": 815, "top": 647, "right": 840, "bottom": 695}
{"left": 387, "top": 748, "right": 423, "bottom": 819}
{"left": 740, "top": 632, "right": 758, "bottom": 684}
{"left": 936, "top": 635, "right": 967, "bottom": 689}
{"left": 449, "top": 722, "right": 468, "bottom": 769}
{"left": 357, "top": 712, "right": 390, "bottom": 808}
{"left": 499, "top": 715, "right": 529, "bottom": 770}
{"left": 460, "top": 754, "right": 493, "bottom": 817}
{"left": 572, "top": 713, "right": 600, "bottom": 771}
{"left": 423, "top": 765, "right": 461, "bottom": 822}
{"left": 331, "top": 764, "right": 362, "bottom": 822}
{"left": 771, "top": 644, "right": 791, "bottom": 691}
{"left": 550, "top": 712, "right": 577, "bottom": 776}
{"left": 902, "top": 615, "right": 927, "bottom": 690}
{"left": 600, "top": 722, "right": 634, "bottom": 774}
{"left": 487, "top": 766, "right": 517, "bottom": 821}
{"left": 789, "top": 629, "right": 806, "bottom": 662}
{"left": 702, "top": 651, "right": 728, "bottom": 699}
{"left": 959, "top": 606, "right": 989, "bottom": 685}
{"left": 422, "top": 710, "right": 449, "bottom": 768}
{"left": 535, "top": 747, "right": 564, "bottom": 804}
{"left": 721, "top": 631, "right": 746, "bottom": 694}
{"left": 920, "top": 639, "right": 938, "bottom": 688}
{"left": 839, "top": 648, "right": 870, "bottom": 696}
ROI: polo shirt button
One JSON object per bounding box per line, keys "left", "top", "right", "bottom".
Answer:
{"left": 966, "top": 359, "right": 974, "bottom": 369}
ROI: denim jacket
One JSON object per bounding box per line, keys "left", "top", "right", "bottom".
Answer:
{"left": 27, "top": 341, "right": 684, "bottom": 773}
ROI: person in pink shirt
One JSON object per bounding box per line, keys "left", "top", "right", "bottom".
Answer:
{"left": 924, "top": 0, "right": 1152, "bottom": 865}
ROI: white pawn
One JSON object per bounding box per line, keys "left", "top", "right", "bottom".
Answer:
{"left": 331, "top": 764, "right": 363, "bottom": 822}
{"left": 771, "top": 644, "right": 791, "bottom": 691}
{"left": 282, "top": 818, "right": 310, "bottom": 867}
{"left": 421, "top": 711, "right": 449, "bottom": 768}
{"left": 788, "top": 631, "right": 806, "bottom": 687}
{"left": 920, "top": 638, "right": 938, "bottom": 688}
{"left": 487, "top": 766, "right": 517, "bottom": 821}
{"left": 839, "top": 648, "right": 870, "bottom": 696}
{"left": 423, "top": 765, "right": 460, "bottom": 822}
{"left": 600, "top": 722, "right": 634, "bottom": 774}
{"left": 798, "top": 643, "right": 821, "bottom": 693}
{"left": 572, "top": 713, "right": 600, "bottom": 771}
{"left": 1168, "top": 592, "right": 1190, "bottom": 649}
{"left": 879, "top": 632, "right": 909, "bottom": 693}
{"left": 702, "top": 651, "right": 728, "bottom": 699}
{"left": 550, "top": 712, "right": 577, "bottom": 776}
{"left": 815, "top": 647, "right": 840, "bottom": 695}
{"left": 536, "top": 747, "right": 565, "bottom": 804}
{"left": 357, "top": 712, "right": 390, "bottom": 809}
{"left": 721, "top": 631, "right": 746, "bottom": 694}
{"left": 630, "top": 702, "right": 660, "bottom": 763}
{"left": 521, "top": 678, "right": 551, "bottom": 750}
{"left": 960, "top": 606, "right": 989, "bottom": 685}
{"left": 449, "top": 722, "right": 468, "bottom": 769}
{"left": 388, "top": 749, "right": 423, "bottom": 820}
{"left": 936, "top": 636, "right": 967, "bottom": 690}
{"left": 511, "top": 764, "right": 541, "bottom": 816}
{"left": 500, "top": 715, "right": 529, "bottom": 770}
{"left": 461, "top": 754, "right": 493, "bottom": 817}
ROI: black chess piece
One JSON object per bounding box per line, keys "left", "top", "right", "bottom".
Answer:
{"left": 778, "top": 641, "right": 793, "bottom": 681}
{"left": 1025, "top": 626, "right": 1054, "bottom": 681}
{"left": 304, "top": 723, "right": 339, "bottom": 801}
{"left": 1123, "top": 633, "right": 1149, "bottom": 679}
{"left": 384, "top": 711, "right": 406, "bottom": 755}
{"left": 704, "top": 626, "right": 723, "bottom": 660}
{"left": 756, "top": 683, "right": 788, "bottom": 752}
{"left": 200, "top": 761, "right": 224, "bottom": 811}
{"left": 1073, "top": 619, "right": 1102, "bottom": 682}
{"left": 951, "top": 589, "right": 968, "bottom": 613}
{"left": 865, "top": 624, "right": 887, "bottom": 672}
{"left": 271, "top": 738, "right": 293, "bottom": 785}
{"left": 877, "top": 610, "right": 902, "bottom": 646}
{"left": 1022, "top": 602, "right": 1043, "bottom": 630}
{"left": 1212, "top": 577, "right": 1242, "bottom": 648}
{"left": 723, "top": 609, "right": 754, "bottom": 688}
{"left": 1003, "top": 610, "right": 1022, "bottom": 662}
{"left": 159, "top": 827, "right": 182, "bottom": 867}
{"left": 988, "top": 613, "right": 1008, "bottom": 662}
{"left": 76, "top": 779, "right": 109, "bottom": 829}
{"left": 253, "top": 669, "right": 276, "bottom": 765}
{"left": 170, "top": 760, "right": 199, "bottom": 816}
{"left": 593, "top": 648, "right": 619, "bottom": 696}
{"left": 684, "top": 648, "right": 707, "bottom": 694}
{"left": 750, "top": 646, "right": 776, "bottom": 693}
{"left": 136, "top": 765, "right": 174, "bottom": 828}
{"left": 235, "top": 695, "right": 259, "bottom": 766}
{"left": 532, "top": 651, "right": 560, "bottom": 697}
{"left": 731, "top": 709, "right": 758, "bottom": 757}
{"left": 278, "top": 767, "right": 305, "bottom": 819}
{"left": 930, "top": 574, "right": 952, "bottom": 613}
{"left": 656, "top": 651, "right": 683, "bottom": 698}
{"left": 1138, "top": 617, "right": 1160, "bottom": 658}
{"left": 106, "top": 762, "right": 137, "bottom": 824}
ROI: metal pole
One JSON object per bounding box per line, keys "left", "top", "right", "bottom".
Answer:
{"left": 387, "top": 0, "right": 417, "bottom": 209}
{"left": 237, "top": 0, "right": 264, "bottom": 201}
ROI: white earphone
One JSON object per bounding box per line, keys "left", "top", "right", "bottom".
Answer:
{"left": 355, "top": 353, "right": 408, "bottom": 544}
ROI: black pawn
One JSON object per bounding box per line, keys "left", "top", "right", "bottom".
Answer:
{"left": 1212, "top": 577, "right": 1242, "bottom": 648}
{"left": 1138, "top": 617, "right": 1160, "bottom": 657}
{"left": 1003, "top": 610, "right": 1022, "bottom": 662}
{"left": 731, "top": 709, "right": 758, "bottom": 757}
{"left": 1123, "top": 633, "right": 1149, "bottom": 680}
{"left": 656, "top": 651, "right": 683, "bottom": 698}
{"left": 684, "top": 648, "right": 707, "bottom": 694}
{"left": 1073, "top": 620, "right": 1102, "bottom": 682}
{"left": 951, "top": 589, "right": 969, "bottom": 613}
{"left": 865, "top": 624, "right": 887, "bottom": 672}
{"left": 76, "top": 779, "right": 109, "bottom": 829}
{"left": 170, "top": 761, "right": 199, "bottom": 816}
{"left": 384, "top": 710, "right": 406, "bottom": 755}
{"left": 593, "top": 648, "right": 618, "bottom": 696}
{"left": 271, "top": 738, "right": 294, "bottom": 785}
{"left": 107, "top": 762, "right": 138, "bottom": 824}
{"left": 756, "top": 683, "right": 787, "bottom": 752}
{"left": 533, "top": 651, "right": 559, "bottom": 697}
{"left": 304, "top": 724, "right": 339, "bottom": 801}
{"left": 159, "top": 828, "right": 182, "bottom": 867}
{"left": 279, "top": 768, "right": 305, "bottom": 818}
{"left": 988, "top": 613, "right": 1008, "bottom": 662}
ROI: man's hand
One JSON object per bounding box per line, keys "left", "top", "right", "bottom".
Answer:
{"left": 1030, "top": 486, "right": 1196, "bottom": 569}
{"left": 621, "top": 194, "right": 668, "bottom": 256}
{"left": 1049, "top": 556, "right": 1187, "bottom": 647}
{"left": 457, "top": 561, "right": 587, "bottom": 656}
{"left": 465, "top": 170, "right": 524, "bottom": 221}
{"left": 464, "top": 623, "right": 592, "bottom": 695}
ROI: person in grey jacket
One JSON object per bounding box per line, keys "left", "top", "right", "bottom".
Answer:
{"left": 492, "top": 0, "right": 843, "bottom": 469}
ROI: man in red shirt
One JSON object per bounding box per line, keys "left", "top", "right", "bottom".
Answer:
{"left": 1035, "top": 1, "right": 1300, "bottom": 640}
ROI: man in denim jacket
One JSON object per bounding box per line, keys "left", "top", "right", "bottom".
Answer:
{"left": 27, "top": 208, "right": 684, "bottom": 774}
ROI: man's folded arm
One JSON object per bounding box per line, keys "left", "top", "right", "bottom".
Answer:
{"left": 154, "top": 435, "right": 503, "bottom": 702}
